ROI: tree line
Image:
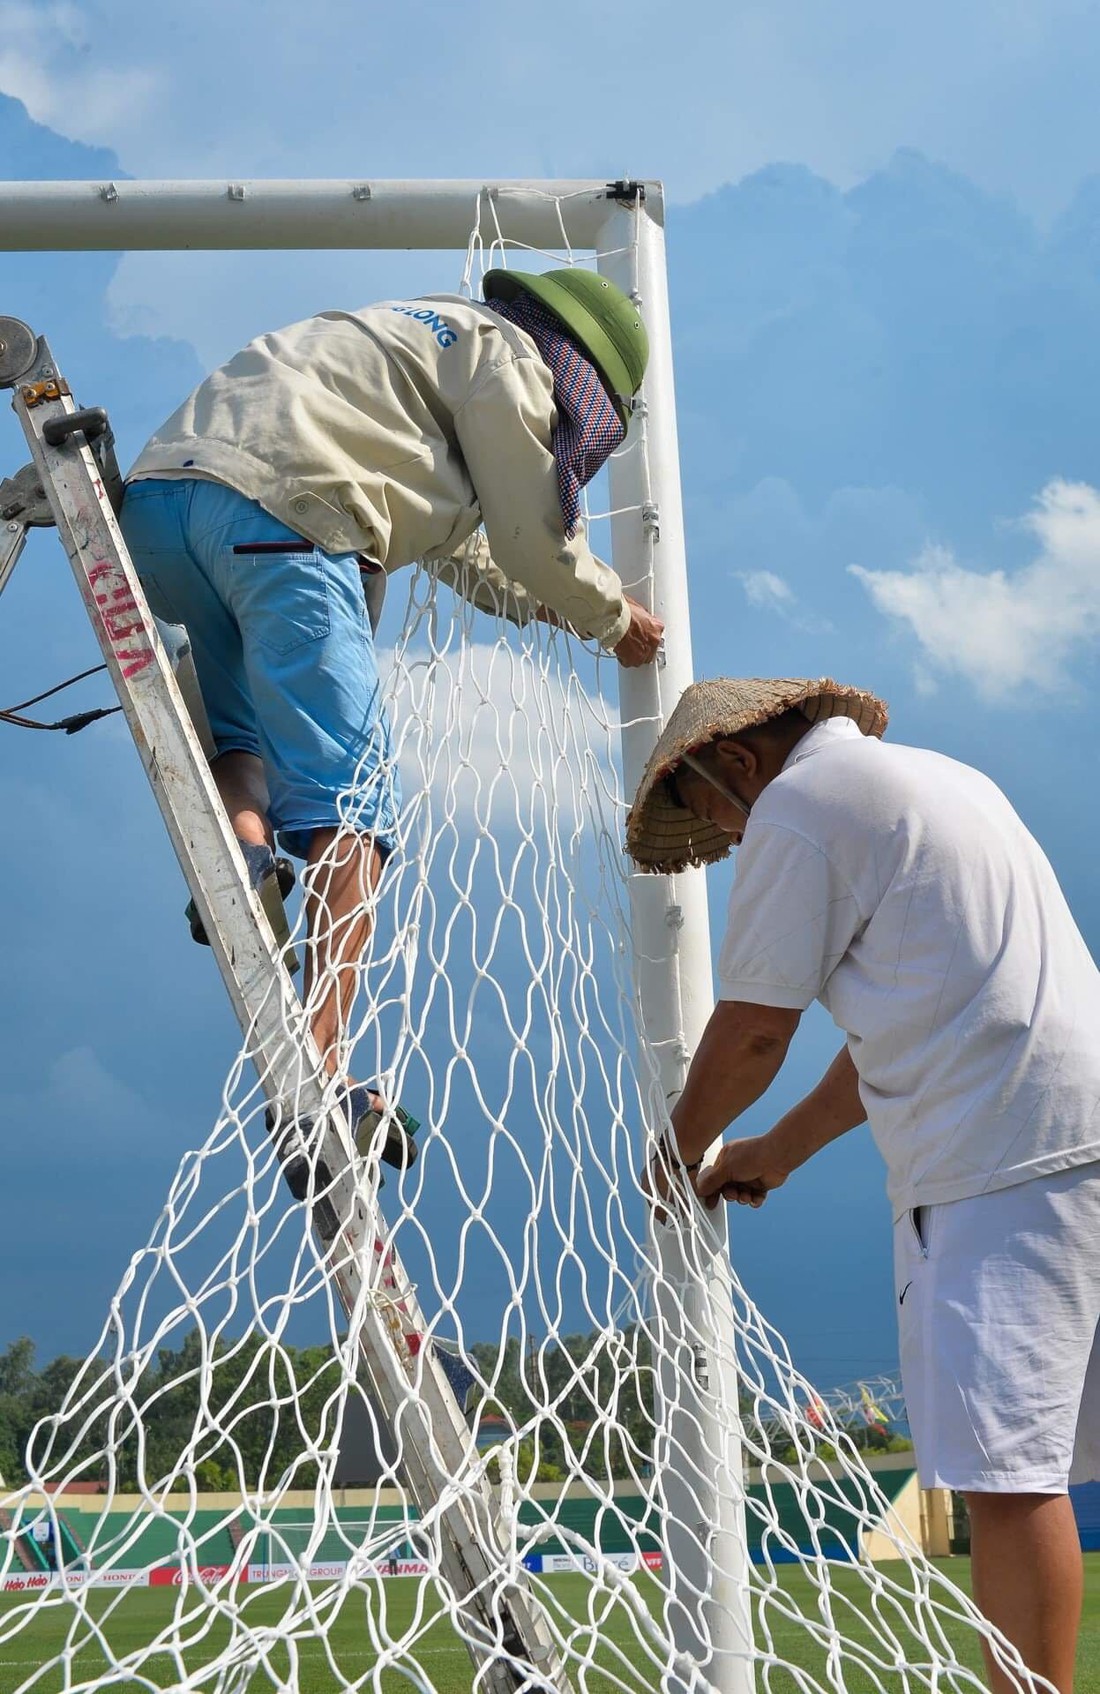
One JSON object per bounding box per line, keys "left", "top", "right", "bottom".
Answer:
{"left": 0, "top": 1327, "right": 906, "bottom": 1495}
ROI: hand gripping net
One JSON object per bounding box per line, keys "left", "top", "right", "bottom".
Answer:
{"left": 0, "top": 193, "right": 1050, "bottom": 1694}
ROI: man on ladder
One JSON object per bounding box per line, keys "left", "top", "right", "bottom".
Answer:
{"left": 119, "top": 269, "right": 661, "bottom": 1160}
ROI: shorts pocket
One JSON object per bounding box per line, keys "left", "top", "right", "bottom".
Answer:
{"left": 232, "top": 540, "right": 312, "bottom": 556}
{"left": 233, "top": 551, "right": 332, "bottom": 656}
{"left": 910, "top": 1205, "right": 932, "bottom": 1257}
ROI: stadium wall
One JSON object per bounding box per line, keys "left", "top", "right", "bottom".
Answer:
{"left": 2, "top": 1463, "right": 935, "bottom": 1588}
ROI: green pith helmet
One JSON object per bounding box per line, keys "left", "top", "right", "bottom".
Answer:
{"left": 483, "top": 267, "right": 648, "bottom": 425}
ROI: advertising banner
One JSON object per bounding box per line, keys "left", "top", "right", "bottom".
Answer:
{"left": 536, "top": 1551, "right": 664, "bottom": 1575}
{"left": 0, "top": 1569, "right": 148, "bottom": 1593}
{"left": 149, "top": 1564, "right": 232, "bottom": 1587}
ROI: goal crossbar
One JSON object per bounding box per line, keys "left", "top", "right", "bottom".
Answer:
{"left": 0, "top": 177, "right": 663, "bottom": 251}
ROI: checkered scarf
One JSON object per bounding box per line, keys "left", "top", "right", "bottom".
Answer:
{"left": 487, "top": 293, "right": 625, "bottom": 537}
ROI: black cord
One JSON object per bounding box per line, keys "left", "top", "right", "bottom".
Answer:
{"left": 6, "top": 661, "right": 109, "bottom": 713}
{"left": 0, "top": 662, "right": 122, "bottom": 735}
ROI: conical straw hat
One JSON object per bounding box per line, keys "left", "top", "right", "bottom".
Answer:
{"left": 625, "top": 676, "right": 888, "bottom": 874}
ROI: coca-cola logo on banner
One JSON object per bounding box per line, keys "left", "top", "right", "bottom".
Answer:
{"left": 149, "top": 1564, "right": 230, "bottom": 1588}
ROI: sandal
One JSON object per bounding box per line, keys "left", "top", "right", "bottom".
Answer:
{"left": 267, "top": 1082, "right": 421, "bottom": 1216}
{"left": 186, "top": 838, "right": 296, "bottom": 946}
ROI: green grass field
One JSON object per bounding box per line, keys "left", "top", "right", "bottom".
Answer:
{"left": 1, "top": 1558, "right": 1097, "bottom": 1691}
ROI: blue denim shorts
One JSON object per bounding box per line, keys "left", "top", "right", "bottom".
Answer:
{"left": 119, "top": 478, "right": 400, "bottom": 861}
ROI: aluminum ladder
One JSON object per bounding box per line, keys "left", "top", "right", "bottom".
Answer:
{"left": 0, "top": 314, "right": 574, "bottom": 1694}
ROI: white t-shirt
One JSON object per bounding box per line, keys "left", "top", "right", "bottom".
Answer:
{"left": 716, "top": 717, "right": 1100, "bottom": 1213}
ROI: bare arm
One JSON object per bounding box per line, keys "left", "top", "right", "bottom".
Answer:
{"left": 695, "top": 1044, "right": 865, "bottom": 1209}
{"left": 644, "top": 999, "right": 799, "bottom": 1225}
{"left": 670, "top": 1000, "right": 802, "bottom": 1166}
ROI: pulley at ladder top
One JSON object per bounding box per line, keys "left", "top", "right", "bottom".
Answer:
{"left": 0, "top": 318, "right": 39, "bottom": 389}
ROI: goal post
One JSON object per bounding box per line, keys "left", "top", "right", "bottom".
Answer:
{"left": 598, "top": 197, "right": 756, "bottom": 1686}
{"left": 0, "top": 177, "right": 1046, "bottom": 1694}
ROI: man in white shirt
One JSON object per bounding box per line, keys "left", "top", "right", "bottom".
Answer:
{"left": 120, "top": 268, "right": 662, "bottom": 1160}
{"left": 626, "top": 675, "right": 1100, "bottom": 1694}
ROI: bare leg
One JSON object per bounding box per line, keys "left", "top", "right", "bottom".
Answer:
{"left": 206, "top": 770, "right": 382, "bottom": 1096}
{"left": 210, "top": 749, "right": 273, "bottom": 849}
{"left": 966, "top": 1491, "right": 1082, "bottom": 1692}
{"left": 301, "top": 827, "right": 383, "bottom": 1078}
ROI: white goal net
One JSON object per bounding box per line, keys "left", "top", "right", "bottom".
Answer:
{"left": 0, "top": 182, "right": 1047, "bottom": 1694}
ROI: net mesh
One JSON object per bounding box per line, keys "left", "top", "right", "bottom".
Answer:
{"left": 0, "top": 191, "right": 1048, "bottom": 1694}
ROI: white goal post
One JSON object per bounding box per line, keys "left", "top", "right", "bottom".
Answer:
{"left": 0, "top": 178, "right": 1044, "bottom": 1694}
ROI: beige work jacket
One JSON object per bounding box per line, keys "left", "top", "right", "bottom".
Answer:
{"left": 128, "top": 295, "right": 630, "bottom": 649}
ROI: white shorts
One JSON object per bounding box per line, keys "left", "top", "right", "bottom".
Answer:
{"left": 895, "top": 1161, "right": 1100, "bottom": 1493}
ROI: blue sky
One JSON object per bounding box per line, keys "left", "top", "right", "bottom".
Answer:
{"left": 1, "top": 2, "right": 1099, "bottom": 1400}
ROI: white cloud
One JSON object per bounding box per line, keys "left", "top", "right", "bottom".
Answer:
{"left": 0, "top": 2, "right": 157, "bottom": 146}
{"left": 850, "top": 479, "right": 1100, "bottom": 701}
{"left": 736, "top": 569, "right": 796, "bottom": 611}
{"left": 732, "top": 563, "right": 834, "bottom": 635}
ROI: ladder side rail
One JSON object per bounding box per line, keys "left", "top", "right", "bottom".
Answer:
{"left": 1, "top": 452, "right": 56, "bottom": 599}
{"left": 323, "top": 1254, "right": 570, "bottom": 1684}
{"left": 0, "top": 519, "right": 27, "bottom": 597}
{"left": 9, "top": 352, "right": 574, "bottom": 1692}
{"left": 324, "top": 1227, "right": 574, "bottom": 1685}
